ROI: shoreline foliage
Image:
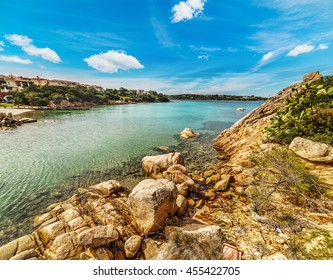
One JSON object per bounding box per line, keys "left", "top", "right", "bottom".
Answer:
{"left": 266, "top": 76, "right": 333, "bottom": 145}
{"left": 11, "top": 85, "right": 170, "bottom": 107}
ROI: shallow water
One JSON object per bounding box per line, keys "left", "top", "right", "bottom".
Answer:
{"left": 0, "top": 100, "right": 262, "bottom": 244}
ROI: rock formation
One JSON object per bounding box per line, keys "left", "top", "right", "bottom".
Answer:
{"left": 213, "top": 71, "right": 333, "bottom": 187}
{"left": 0, "top": 112, "right": 18, "bottom": 130}
{"left": 141, "top": 152, "right": 184, "bottom": 178}
{"left": 180, "top": 128, "right": 198, "bottom": 139}
{"left": 289, "top": 137, "right": 333, "bottom": 163}
{"left": 0, "top": 112, "right": 37, "bottom": 131}
{"left": 128, "top": 179, "right": 177, "bottom": 235}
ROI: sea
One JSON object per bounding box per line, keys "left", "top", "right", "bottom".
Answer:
{"left": 0, "top": 100, "right": 262, "bottom": 245}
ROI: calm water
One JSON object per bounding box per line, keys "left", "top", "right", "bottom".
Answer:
{"left": 0, "top": 100, "right": 262, "bottom": 244}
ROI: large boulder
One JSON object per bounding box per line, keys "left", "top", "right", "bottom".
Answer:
{"left": 128, "top": 179, "right": 177, "bottom": 235}
{"left": 180, "top": 128, "right": 198, "bottom": 139}
{"left": 289, "top": 137, "right": 333, "bottom": 163}
{"left": 142, "top": 152, "right": 184, "bottom": 178}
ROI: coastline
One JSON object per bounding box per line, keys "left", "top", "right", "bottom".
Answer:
{"left": 0, "top": 108, "right": 34, "bottom": 116}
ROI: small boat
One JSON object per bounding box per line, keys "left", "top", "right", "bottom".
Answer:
{"left": 237, "top": 107, "right": 246, "bottom": 112}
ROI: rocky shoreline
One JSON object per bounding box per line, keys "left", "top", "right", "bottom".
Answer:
{"left": 1, "top": 71, "right": 332, "bottom": 260}
{"left": 0, "top": 131, "right": 218, "bottom": 247}
{"left": 0, "top": 111, "right": 36, "bottom": 131}
{"left": 0, "top": 151, "right": 242, "bottom": 260}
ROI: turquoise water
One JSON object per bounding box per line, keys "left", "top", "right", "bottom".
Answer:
{"left": 0, "top": 100, "right": 262, "bottom": 244}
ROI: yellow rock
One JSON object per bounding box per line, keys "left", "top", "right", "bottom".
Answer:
{"left": 209, "top": 174, "right": 221, "bottom": 182}
{"left": 195, "top": 199, "right": 204, "bottom": 209}
{"left": 188, "top": 198, "right": 195, "bottom": 207}
{"left": 203, "top": 170, "right": 214, "bottom": 177}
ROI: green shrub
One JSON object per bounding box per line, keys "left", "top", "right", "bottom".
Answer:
{"left": 167, "top": 231, "right": 225, "bottom": 260}
{"left": 288, "top": 229, "right": 333, "bottom": 260}
{"left": 266, "top": 76, "right": 333, "bottom": 145}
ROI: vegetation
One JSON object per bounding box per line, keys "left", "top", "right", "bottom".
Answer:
{"left": 0, "top": 102, "right": 15, "bottom": 108}
{"left": 288, "top": 229, "right": 333, "bottom": 260}
{"left": 249, "top": 147, "right": 324, "bottom": 214}
{"left": 168, "top": 94, "right": 267, "bottom": 101}
{"left": 11, "top": 85, "right": 170, "bottom": 107}
{"left": 266, "top": 75, "right": 333, "bottom": 145}
{"left": 166, "top": 231, "right": 225, "bottom": 260}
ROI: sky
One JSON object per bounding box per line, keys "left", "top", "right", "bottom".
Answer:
{"left": 0, "top": 0, "right": 332, "bottom": 97}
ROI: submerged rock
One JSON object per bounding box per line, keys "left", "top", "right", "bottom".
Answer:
{"left": 180, "top": 128, "right": 198, "bottom": 139}
{"left": 19, "top": 118, "right": 37, "bottom": 124}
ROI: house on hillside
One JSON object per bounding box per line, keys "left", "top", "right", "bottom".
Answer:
{"left": 0, "top": 92, "right": 7, "bottom": 102}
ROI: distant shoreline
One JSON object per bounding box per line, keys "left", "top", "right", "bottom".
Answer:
{"left": 168, "top": 94, "right": 267, "bottom": 101}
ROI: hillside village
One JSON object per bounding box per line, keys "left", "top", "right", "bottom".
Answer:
{"left": 0, "top": 75, "right": 103, "bottom": 101}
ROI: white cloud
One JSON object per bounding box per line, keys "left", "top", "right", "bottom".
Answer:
{"left": 317, "top": 43, "right": 329, "bottom": 50}
{"left": 261, "top": 51, "right": 276, "bottom": 62}
{"left": 190, "top": 45, "right": 221, "bottom": 52}
{"left": 198, "top": 55, "right": 209, "bottom": 59}
{"left": 253, "top": 50, "right": 281, "bottom": 71}
{"left": 0, "top": 55, "right": 32, "bottom": 64}
{"left": 287, "top": 42, "right": 315, "bottom": 56}
{"left": 22, "top": 45, "right": 61, "bottom": 64}
{"left": 171, "top": 0, "right": 207, "bottom": 23}
{"left": 5, "top": 34, "right": 61, "bottom": 63}
{"left": 84, "top": 50, "right": 144, "bottom": 74}
{"left": 5, "top": 34, "right": 32, "bottom": 47}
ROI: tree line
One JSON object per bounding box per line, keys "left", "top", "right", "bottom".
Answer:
{"left": 11, "top": 85, "right": 170, "bottom": 107}
{"left": 168, "top": 94, "right": 267, "bottom": 101}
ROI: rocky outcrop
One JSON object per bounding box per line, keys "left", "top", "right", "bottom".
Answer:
{"left": 142, "top": 153, "right": 195, "bottom": 200}
{"left": 303, "top": 71, "right": 323, "bottom": 83}
{"left": 0, "top": 112, "right": 37, "bottom": 131}
{"left": 0, "top": 180, "right": 133, "bottom": 260}
{"left": 141, "top": 152, "right": 184, "bottom": 178}
{"left": 180, "top": 128, "right": 198, "bottom": 139}
{"left": 0, "top": 234, "right": 40, "bottom": 260}
{"left": 0, "top": 112, "right": 18, "bottom": 130}
{"left": 212, "top": 71, "right": 331, "bottom": 187}
{"left": 289, "top": 137, "right": 333, "bottom": 163}
{"left": 128, "top": 179, "right": 177, "bottom": 235}
{"left": 0, "top": 151, "right": 210, "bottom": 260}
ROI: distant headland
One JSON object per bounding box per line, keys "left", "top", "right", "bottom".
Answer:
{"left": 168, "top": 93, "right": 267, "bottom": 101}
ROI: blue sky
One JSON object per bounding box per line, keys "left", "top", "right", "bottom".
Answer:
{"left": 0, "top": 0, "right": 332, "bottom": 96}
